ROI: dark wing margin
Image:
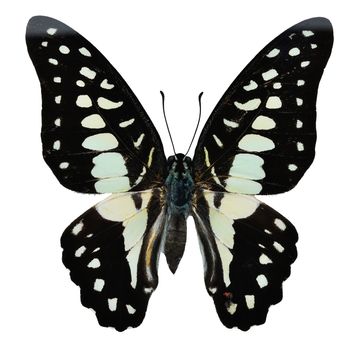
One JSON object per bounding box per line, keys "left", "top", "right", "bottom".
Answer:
{"left": 26, "top": 16, "right": 166, "bottom": 193}
{"left": 192, "top": 190, "right": 297, "bottom": 330}
{"left": 193, "top": 17, "right": 333, "bottom": 194}
{"left": 61, "top": 188, "right": 166, "bottom": 331}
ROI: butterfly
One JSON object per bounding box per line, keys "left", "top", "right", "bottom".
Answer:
{"left": 26, "top": 16, "right": 333, "bottom": 331}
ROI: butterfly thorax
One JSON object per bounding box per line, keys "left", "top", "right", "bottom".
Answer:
{"left": 163, "top": 153, "right": 194, "bottom": 273}
{"left": 165, "top": 153, "right": 194, "bottom": 213}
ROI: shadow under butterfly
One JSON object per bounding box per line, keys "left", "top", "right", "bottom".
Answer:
{"left": 26, "top": 16, "right": 333, "bottom": 331}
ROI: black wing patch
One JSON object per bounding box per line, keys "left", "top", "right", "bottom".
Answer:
{"left": 192, "top": 190, "right": 297, "bottom": 330}
{"left": 61, "top": 189, "right": 166, "bottom": 331}
{"left": 26, "top": 16, "right": 166, "bottom": 193}
{"left": 193, "top": 17, "right": 333, "bottom": 194}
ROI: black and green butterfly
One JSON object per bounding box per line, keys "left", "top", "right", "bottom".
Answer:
{"left": 26, "top": 16, "right": 333, "bottom": 331}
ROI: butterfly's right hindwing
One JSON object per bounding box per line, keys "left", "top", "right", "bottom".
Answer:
{"left": 192, "top": 190, "right": 298, "bottom": 330}
{"left": 26, "top": 16, "right": 166, "bottom": 193}
{"left": 61, "top": 188, "right": 166, "bottom": 331}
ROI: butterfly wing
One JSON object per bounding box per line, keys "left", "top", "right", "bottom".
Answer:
{"left": 26, "top": 16, "right": 166, "bottom": 193}
{"left": 193, "top": 17, "right": 333, "bottom": 194}
{"left": 61, "top": 188, "right": 166, "bottom": 330}
{"left": 192, "top": 190, "right": 297, "bottom": 330}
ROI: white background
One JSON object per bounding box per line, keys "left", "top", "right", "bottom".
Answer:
{"left": 1, "top": 0, "right": 349, "bottom": 349}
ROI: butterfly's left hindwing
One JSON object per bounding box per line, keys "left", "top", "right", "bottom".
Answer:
{"left": 61, "top": 189, "right": 166, "bottom": 331}
{"left": 192, "top": 190, "right": 297, "bottom": 330}
{"left": 26, "top": 16, "right": 166, "bottom": 194}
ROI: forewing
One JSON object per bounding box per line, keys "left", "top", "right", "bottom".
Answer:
{"left": 192, "top": 190, "right": 297, "bottom": 330}
{"left": 193, "top": 18, "right": 333, "bottom": 194}
{"left": 61, "top": 189, "right": 166, "bottom": 331}
{"left": 26, "top": 16, "right": 166, "bottom": 193}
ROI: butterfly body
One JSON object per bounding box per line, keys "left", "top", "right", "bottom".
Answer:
{"left": 26, "top": 16, "right": 333, "bottom": 331}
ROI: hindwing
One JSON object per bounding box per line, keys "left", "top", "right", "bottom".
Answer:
{"left": 61, "top": 189, "right": 166, "bottom": 330}
{"left": 192, "top": 190, "right": 298, "bottom": 330}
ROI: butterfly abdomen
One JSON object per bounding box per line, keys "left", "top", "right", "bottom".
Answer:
{"left": 163, "top": 154, "right": 194, "bottom": 273}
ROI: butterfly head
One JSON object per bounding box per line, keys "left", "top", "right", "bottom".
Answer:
{"left": 167, "top": 153, "right": 193, "bottom": 175}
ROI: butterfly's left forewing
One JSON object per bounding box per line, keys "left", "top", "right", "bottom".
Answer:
{"left": 193, "top": 18, "right": 333, "bottom": 195}
{"left": 61, "top": 188, "right": 166, "bottom": 331}
{"left": 192, "top": 190, "right": 297, "bottom": 330}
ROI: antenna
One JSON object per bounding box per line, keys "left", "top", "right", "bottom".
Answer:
{"left": 160, "top": 91, "right": 177, "bottom": 157}
{"left": 184, "top": 92, "right": 203, "bottom": 156}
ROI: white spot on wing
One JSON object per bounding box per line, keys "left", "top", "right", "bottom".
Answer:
{"left": 229, "top": 153, "right": 265, "bottom": 180}
{"left": 266, "top": 96, "right": 282, "bottom": 109}
{"left": 215, "top": 238, "right": 232, "bottom": 287}
{"left": 87, "top": 258, "right": 101, "bottom": 268}
{"left": 243, "top": 80, "right": 258, "bottom": 91}
{"left": 53, "top": 140, "right": 61, "bottom": 150}
{"left": 59, "top": 162, "right": 69, "bottom": 169}
{"left": 76, "top": 95, "right": 92, "bottom": 108}
{"left": 75, "top": 246, "right": 86, "bottom": 257}
{"left": 48, "top": 58, "right": 58, "bottom": 65}
{"left": 274, "top": 218, "right": 286, "bottom": 230}
{"left": 302, "top": 30, "right": 314, "bottom": 37}
{"left": 238, "top": 134, "right": 275, "bottom": 152}
{"left": 288, "top": 164, "right": 298, "bottom": 171}
{"left": 92, "top": 152, "right": 128, "bottom": 178}
{"left": 259, "top": 253, "right": 272, "bottom": 265}
{"left": 273, "top": 241, "right": 285, "bottom": 253}
{"left": 297, "top": 142, "right": 304, "bottom": 151}
{"left": 204, "top": 147, "right": 210, "bottom": 167}
{"left": 72, "top": 221, "right": 84, "bottom": 235}
{"left": 225, "top": 178, "right": 262, "bottom": 195}
{"left": 100, "top": 79, "right": 115, "bottom": 89}
{"left": 79, "top": 47, "right": 91, "bottom": 57}
{"left": 256, "top": 274, "right": 268, "bottom": 288}
{"left": 245, "top": 295, "right": 255, "bottom": 309}
{"left": 134, "top": 133, "right": 145, "bottom": 149}
{"left": 297, "top": 80, "right": 305, "bottom": 86}
{"left": 147, "top": 147, "right": 155, "bottom": 168}
{"left": 55, "top": 95, "right": 61, "bottom": 104}
{"left": 273, "top": 82, "right": 282, "bottom": 89}
{"left": 53, "top": 77, "right": 61, "bottom": 83}
{"left": 82, "top": 133, "right": 118, "bottom": 151}
{"left": 296, "top": 98, "right": 303, "bottom": 106}
{"left": 227, "top": 301, "right": 237, "bottom": 314}
{"left": 119, "top": 118, "right": 135, "bottom": 128}
{"left": 301, "top": 61, "right": 310, "bottom": 68}
{"left": 213, "top": 134, "right": 224, "bottom": 148}
{"left": 262, "top": 69, "right": 278, "bottom": 81}
{"left": 126, "top": 305, "right": 136, "bottom": 314}
{"left": 76, "top": 80, "right": 85, "bottom": 87}
{"left": 94, "top": 279, "right": 105, "bottom": 292}
{"left": 81, "top": 114, "right": 106, "bottom": 129}
{"left": 47, "top": 28, "right": 57, "bottom": 35}
{"left": 80, "top": 67, "right": 96, "bottom": 80}
{"left": 97, "top": 97, "right": 123, "bottom": 110}
{"left": 122, "top": 210, "right": 148, "bottom": 251}
{"left": 126, "top": 238, "right": 143, "bottom": 288}
{"left": 59, "top": 45, "right": 70, "bottom": 54}
{"left": 289, "top": 47, "right": 300, "bottom": 56}
{"left": 266, "top": 48, "right": 280, "bottom": 58}
{"left": 223, "top": 119, "right": 239, "bottom": 128}
{"left": 234, "top": 98, "right": 261, "bottom": 111}
{"left": 108, "top": 298, "right": 118, "bottom": 311}
{"left": 209, "top": 208, "right": 235, "bottom": 248}
{"left": 252, "top": 116, "right": 276, "bottom": 130}
{"left": 54, "top": 118, "right": 61, "bottom": 127}
{"left": 41, "top": 41, "right": 48, "bottom": 47}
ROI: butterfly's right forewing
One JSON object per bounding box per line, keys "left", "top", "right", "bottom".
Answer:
{"left": 26, "top": 16, "right": 166, "bottom": 194}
